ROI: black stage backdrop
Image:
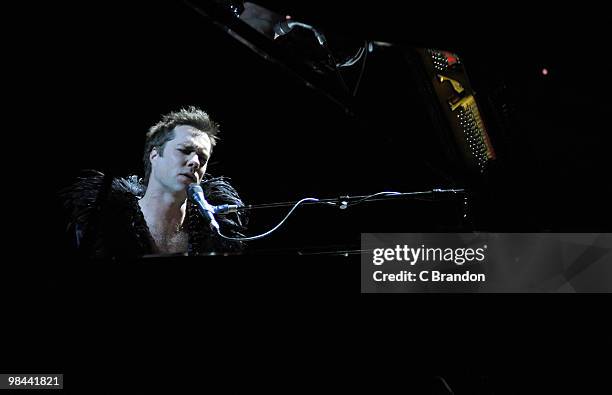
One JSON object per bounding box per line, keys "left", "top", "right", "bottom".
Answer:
{"left": 4, "top": 1, "right": 611, "bottom": 393}
{"left": 28, "top": 1, "right": 611, "bottom": 256}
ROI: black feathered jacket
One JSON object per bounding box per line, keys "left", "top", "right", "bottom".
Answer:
{"left": 61, "top": 170, "right": 248, "bottom": 260}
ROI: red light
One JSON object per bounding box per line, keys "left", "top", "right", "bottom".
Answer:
{"left": 542, "top": 68, "right": 549, "bottom": 76}
{"left": 442, "top": 51, "right": 458, "bottom": 66}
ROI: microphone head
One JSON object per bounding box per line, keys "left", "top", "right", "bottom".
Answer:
{"left": 186, "top": 183, "right": 220, "bottom": 231}
{"left": 186, "top": 183, "right": 204, "bottom": 202}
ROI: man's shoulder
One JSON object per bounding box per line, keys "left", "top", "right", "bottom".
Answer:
{"left": 201, "top": 175, "right": 244, "bottom": 206}
{"left": 111, "top": 175, "right": 145, "bottom": 198}
{"left": 60, "top": 170, "right": 145, "bottom": 222}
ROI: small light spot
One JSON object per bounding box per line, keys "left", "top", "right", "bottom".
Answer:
{"left": 541, "top": 68, "right": 549, "bottom": 76}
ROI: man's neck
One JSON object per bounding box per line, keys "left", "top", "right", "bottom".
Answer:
{"left": 139, "top": 184, "right": 188, "bottom": 233}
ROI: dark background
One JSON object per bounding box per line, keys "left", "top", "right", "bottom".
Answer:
{"left": 29, "top": 0, "right": 610, "bottom": 257}
{"left": 5, "top": 1, "right": 611, "bottom": 393}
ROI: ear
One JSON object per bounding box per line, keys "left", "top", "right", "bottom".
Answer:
{"left": 150, "top": 148, "right": 159, "bottom": 163}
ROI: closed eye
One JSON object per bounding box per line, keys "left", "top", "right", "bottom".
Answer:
{"left": 178, "top": 147, "right": 208, "bottom": 163}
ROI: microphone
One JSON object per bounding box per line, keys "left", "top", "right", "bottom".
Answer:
{"left": 186, "top": 183, "right": 220, "bottom": 232}
{"left": 214, "top": 204, "right": 239, "bottom": 214}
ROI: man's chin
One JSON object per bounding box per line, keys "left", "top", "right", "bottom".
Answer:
{"left": 166, "top": 182, "right": 190, "bottom": 194}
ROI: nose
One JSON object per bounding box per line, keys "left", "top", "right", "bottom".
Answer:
{"left": 187, "top": 153, "right": 200, "bottom": 170}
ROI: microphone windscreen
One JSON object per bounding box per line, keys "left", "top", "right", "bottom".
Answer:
{"left": 186, "top": 183, "right": 203, "bottom": 199}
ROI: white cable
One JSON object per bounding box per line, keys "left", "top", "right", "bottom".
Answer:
{"left": 337, "top": 46, "right": 365, "bottom": 67}
{"left": 217, "top": 197, "right": 321, "bottom": 241}
{"left": 216, "top": 189, "right": 465, "bottom": 241}
{"left": 345, "top": 191, "right": 402, "bottom": 208}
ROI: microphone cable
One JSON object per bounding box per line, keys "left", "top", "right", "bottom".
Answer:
{"left": 216, "top": 197, "right": 330, "bottom": 241}
{"left": 212, "top": 189, "right": 465, "bottom": 241}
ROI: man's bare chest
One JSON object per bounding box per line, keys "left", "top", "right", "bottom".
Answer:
{"left": 150, "top": 228, "right": 189, "bottom": 254}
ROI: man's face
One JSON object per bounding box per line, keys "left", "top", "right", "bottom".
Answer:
{"left": 149, "top": 125, "right": 212, "bottom": 193}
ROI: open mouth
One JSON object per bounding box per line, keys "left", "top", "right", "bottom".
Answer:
{"left": 180, "top": 174, "right": 196, "bottom": 182}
